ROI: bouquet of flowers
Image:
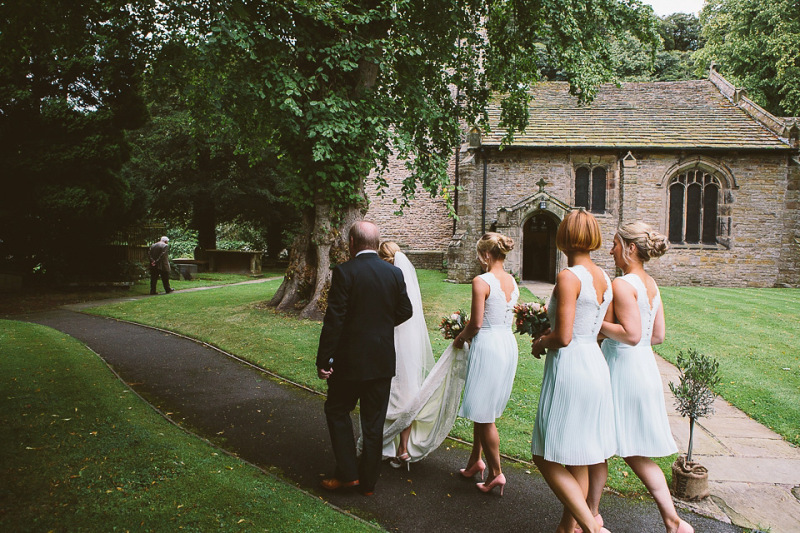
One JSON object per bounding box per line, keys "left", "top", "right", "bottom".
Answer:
{"left": 514, "top": 296, "right": 550, "bottom": 338}
{"left": 440, "top": 309, "right": 469, "bottom": 340}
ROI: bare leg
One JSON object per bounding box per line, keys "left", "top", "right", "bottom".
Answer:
{"left": 466, "top": 423, "right": 483, "bottom": 468}
{"left": 587, "top": 461, "right": 608, "bottom": 517}
{"left": 397, "top": 426, "right": 412, "bottom": 457}
{"left": 532, "top": 456, "right": 602, "bottom": 533}
{"left": 625, "top": 456, "right": 691, "bottom": 533}
{"left": 476, "top": 422, "right": 502, "bottom": 480}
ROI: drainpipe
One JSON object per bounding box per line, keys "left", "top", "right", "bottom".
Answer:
{"left": 481, "top": 148, "right": 487, "bottom": 234}
{"left": 453, "top": 144, "right": 460, "bottom": 235}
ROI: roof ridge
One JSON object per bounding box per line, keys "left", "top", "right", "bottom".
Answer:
{"left": 709, "top": 64, "right": 795, "bottom": 147}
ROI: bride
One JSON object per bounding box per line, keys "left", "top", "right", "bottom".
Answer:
{"left": 376, "top": 242, "right": 469, "bottom": 469}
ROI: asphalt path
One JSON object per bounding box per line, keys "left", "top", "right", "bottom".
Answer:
{"left": 21, "top": 309, "right": 743, "bottom": 532}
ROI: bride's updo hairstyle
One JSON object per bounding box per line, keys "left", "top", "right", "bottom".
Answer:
{"left": 616, "top": 222, "right": 669, "bottom": 264}
{"left": 476, "top": 232, "right": 514, "bottom": 265}
{"left": 556, "top": 208, "right": 602, "bottom": 253}
{"left": 378, "top": 241, "right": 401, "bottom": 264}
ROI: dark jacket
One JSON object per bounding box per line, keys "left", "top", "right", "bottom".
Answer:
{"left": 149, "top": 242, "right": 170, "bottom": 272}
{"left": 316, "top": 252, "right": 413, "bottom": 381}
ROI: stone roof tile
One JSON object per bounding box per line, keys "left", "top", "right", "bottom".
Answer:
{"left": 481, "top": 80, "right": 791, "bottom": 150}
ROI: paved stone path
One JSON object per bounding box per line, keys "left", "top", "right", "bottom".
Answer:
{"left": 521, "top": 281, "right": 800, "bottom": 533}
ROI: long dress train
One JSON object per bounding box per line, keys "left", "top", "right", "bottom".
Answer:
{"left": 358, "top": 252, "right": 469, "bottom": 463}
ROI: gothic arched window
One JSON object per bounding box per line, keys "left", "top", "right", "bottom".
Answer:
{"left": 574, "top": 165, "right": 606, "bottom": 213}
{"left": 668, "top": 170, "right": 720, "bottom": 244}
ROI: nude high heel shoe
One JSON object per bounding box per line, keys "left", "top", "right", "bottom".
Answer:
{"left": 459, "top": 459, "right": 486, "bottom": 480}
{"left": 476, "top": 473, "right": 506, "bottom": 496}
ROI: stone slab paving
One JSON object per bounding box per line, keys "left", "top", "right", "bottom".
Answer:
{"left": 656, "top": 356, "right": 800, "bottom": 533}
{"left": 521, "top": 281, "right": 800, "bottom": 532}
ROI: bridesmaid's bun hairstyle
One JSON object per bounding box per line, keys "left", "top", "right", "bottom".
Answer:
{"left": 378, "top": 241, "right": 401, "bottom": 264}
{"left": 477, "top": 232, "right": 514, "bottom": 260}
{"left": 616, "top": 221, "right": 669, "bottom": 263}
{"left": 556, "top": 209, "right": 602, "bottom": 252}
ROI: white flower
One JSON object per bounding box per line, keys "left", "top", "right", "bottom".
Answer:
{"left": 532, "top": 303, "right": 541, "bottom": 313}
{"left": 451, "top": 313, "right": 460, "bottom": 321}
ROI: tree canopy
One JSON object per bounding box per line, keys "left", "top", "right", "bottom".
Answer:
{"left": 154, "top": 0, "right": 657, "bottom": 318}
{"left": 695, "top": 0, "right": 800, "bottom": 116}
{"left": 0, "top": 0, "right": 154, "bottom": 278}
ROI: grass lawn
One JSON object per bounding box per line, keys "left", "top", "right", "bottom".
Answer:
{"left": 0, "top": 271, "right": 286, "bottom": 316}
{"left": 658, "top": 286, "right": 800, "bottom": 445}
{"left": 86, "top": 271, "right": 800, "bottom": 497}
{"left": 128, "top": 271, "right": 286, "bottom": 296}
{"left": 0, "top": 320, "right": 379, "bottom": 532}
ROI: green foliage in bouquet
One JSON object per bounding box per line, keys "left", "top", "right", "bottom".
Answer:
{"left": 440, "top": 309, "right": 469, "bottom": 340}
{"left": 669, "top": 348, "right": 721, "bottom": 461}
{"left": 513, "top": 296, "right": 550, "bottom": 338}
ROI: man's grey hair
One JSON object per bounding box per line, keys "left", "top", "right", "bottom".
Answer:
{"left": 160, "top": 236, "right": 169, "bottom": 243}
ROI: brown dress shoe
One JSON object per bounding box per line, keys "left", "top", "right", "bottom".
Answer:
{"left": 320, "top": 478, "right": 359, "bottom": 491}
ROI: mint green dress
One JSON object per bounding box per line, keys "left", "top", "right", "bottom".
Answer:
{"left": 531, "top": 265, "right": 616, "bottom": 465}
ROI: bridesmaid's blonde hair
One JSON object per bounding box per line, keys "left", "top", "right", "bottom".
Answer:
{"left": 378, "top": 241, "right": 401, "bottom": 264}
{"left": 476, "top": 232, "right": 514, "bottom": 261}
{"left": 616, "top": 222, "right": 668, "bottom": 263}
{"left": 556, "top": 209, "right": 602, "bottom": 252}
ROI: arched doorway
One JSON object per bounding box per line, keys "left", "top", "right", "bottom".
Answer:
{"left": 523, "top": 212, "right": 558, "bottom": 283}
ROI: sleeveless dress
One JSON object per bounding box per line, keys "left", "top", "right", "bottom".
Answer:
{"left": 531, "top": 265, "right": 616, "bottom": 465}
{"left": 601, "top": 274, "right": 678, "bottom": 458}
{"left": 458, "top": 272, "right": 520, "bottom": 423}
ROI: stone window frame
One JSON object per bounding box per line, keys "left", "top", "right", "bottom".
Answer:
{"left": 659, "top": 158, "right": 737, "bottom": 250}
{"left": 573, "top": 164, "right": 608, "bottom": 214}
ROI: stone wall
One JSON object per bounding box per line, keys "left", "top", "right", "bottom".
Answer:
{"left": 446, "top": 148, "right": 800, "bottom": 287}
{"left": 778, "top": 157, "right": 800, "bottom": 286}
{"left": 365, "top": 152, "right": 454, "bottom": 253}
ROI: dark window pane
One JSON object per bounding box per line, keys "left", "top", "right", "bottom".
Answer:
{"left": 575, "top": 167, "right": 589, "bottom": 209}
{"left": 703, "top": 184, "right": 719, "bottom": 244}
{"left": 669, "top": 184, "right": 684, "bottom": 243}
{"left": 686, "top": 183, "right": 702, "bottom": 243}
{"left": 591, "top": 167, "right": 606, "bottom": 213}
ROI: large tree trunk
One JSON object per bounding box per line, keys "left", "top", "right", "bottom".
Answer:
{"left": 269, "top": 209, "right": 314, "bottom": 311}
{"left": 298, "top": 200, "right": 363, "bottom": 320}
{"left": 269, "top": 187, "right": 366, "bottom": 319}
{"left": 194, "top": 194, "right": 217, "bottom": 250}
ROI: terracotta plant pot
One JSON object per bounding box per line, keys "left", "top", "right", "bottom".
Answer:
{"left": 671, "top": 454, "right": 709, "bottom": 501}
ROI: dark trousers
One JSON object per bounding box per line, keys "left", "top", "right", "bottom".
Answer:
{"left": 149, "top": 267, "right": 171, "bottom": 294}
{"left": 324, "top": 377, "right": 391, "bottom": 492}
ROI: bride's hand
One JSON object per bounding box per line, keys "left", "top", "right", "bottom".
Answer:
{"left": 453, "top": 334, "right": 465, "bottom": 349}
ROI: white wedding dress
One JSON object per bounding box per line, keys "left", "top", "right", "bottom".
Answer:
{"left": 359, "top": 252, "right": 469, "bottom": 463}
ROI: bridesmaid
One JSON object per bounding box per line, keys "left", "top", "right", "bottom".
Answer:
{"left": 587, "top": 222, "right": 693, "bottom": 533}
{"left": 454, "top": 232, "right": 519, "bottom": 496}
{"left": 531, "top": 209, "right": 615, "bottom": 533}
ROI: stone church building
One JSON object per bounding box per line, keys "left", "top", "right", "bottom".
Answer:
{"left": 367, "top": 67, "right": 800, "bottom": 287}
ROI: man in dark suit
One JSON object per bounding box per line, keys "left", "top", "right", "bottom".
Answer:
{"left": 316, "top": 220, "right": 413, "bottom": 495}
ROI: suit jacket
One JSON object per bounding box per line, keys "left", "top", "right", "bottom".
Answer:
{"left": 316, "top": 252, "right": 413, "bottom": 381}
{"left": 149, "top": 242, "right": 170, "bottom": 272}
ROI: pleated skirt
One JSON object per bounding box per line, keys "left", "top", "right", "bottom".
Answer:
{"left": 531, "top": 338, "right": 616, "bottom": 465}
{"left": 458, "top": 327, "right": 518, "bottom": 423}
{"left": 602, "top": 339, "right": 678, "bottom": 458}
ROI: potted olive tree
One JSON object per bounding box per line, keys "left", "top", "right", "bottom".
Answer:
{"left": 668, "top": 348, "right": 720, "bottom": 500}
